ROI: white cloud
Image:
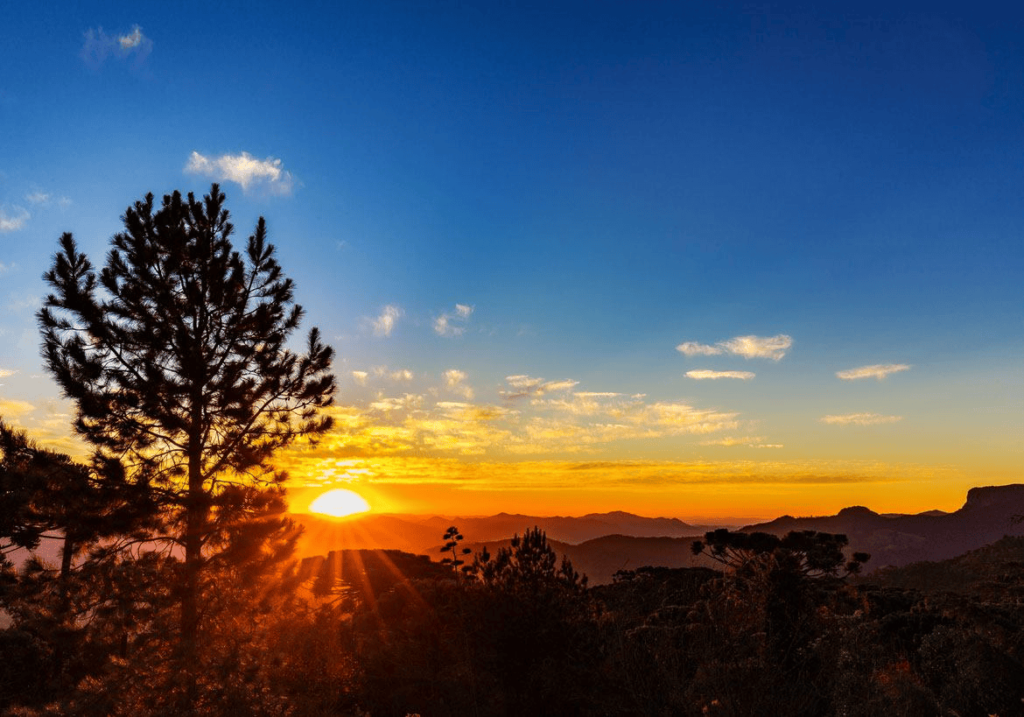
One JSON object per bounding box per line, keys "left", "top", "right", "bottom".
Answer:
{"left": 351, "top": 370, "right": 369, "bottom": 385}
{"left": 25, "top": 191, "right": 50, "bottom": 204}
{"left": 821, "top": 413, "right": 903, "bottom": 426}
{"left": 675, "top": 341, "right": 723, "bottom": 357}
{"left": 720, "top": 334, "right": 792, "bottom": 360}
{"left": 81, "top": 25, "right": 152, "bottom": 68}
{"left": 676, "top": 334, "right": 793, "bottom": 361}
{"left": 501, "top": 375, "right": 580, "bottom": 399}
{"left": 434, "top": 303, "right": 474, "bottom": 337}
{"left": 184, "top": 151, "right": 295, "bottom": 195}
{"left": 444, "top": 369, "right": 474, "bottom": 399}
{"left": 0, "top": 207, "right": 29, "bottom": 233}
{"left": 686, "top": 370, "right": 756, "bottom": 380}
{"left": 836, "top": 363, "right": 912, "bottom": 381}
{"left": 371, "top": 305, "right": 402, "bottom": 337}
{"left": 390, "top": 369, "right": 413, "bottom": 382}
{"left": 119, "top": 25, "right": 144, "bottom": 49}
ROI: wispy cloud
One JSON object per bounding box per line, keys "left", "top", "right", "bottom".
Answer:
{"left": 371, "top": 305, "right": 402, "bottom": 337}
{"left": 25, "top": 191, "right": 50, "bottom": 204}
{"left": 821, "top": 413, "right": 903, "bottom": 426}
{"left": 444, "top": 369, "right": 474, "bottom": 399}
{"left": 0, "top": 398, "right": 35, "bottom": 419}
{"left": 677, "top": 334, "right": 793, "bottom": 361}
{"left": 81, "top": 25, "right": 152, "bottom": 68}
{"left": 686, "top": 370, "right": 756, "bottom": 380}
{"left": 390, "top": 369, "right": 413, "bottom": 382}
{"left": 434, "top": 303, "right": 474, "bottom": 337}
{"left": 119, "top": 25, "right": 144, "bottom": 50}
{"left": 501, "top": 375, "right": 580, "bottom": 400}
{"left": 836, "top": 364, "right": 912, "bottom": 381}
{"left": 351, "top": 370, "right": 369, "bottom": 385}
{"left": 0, "top": 207, "right": 29, "bottom": 233}
{"left": 184, "top": 151, "right": 295, "bottom": 195}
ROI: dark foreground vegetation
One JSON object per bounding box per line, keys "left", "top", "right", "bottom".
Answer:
{"left": 3, "top": 511, "right": 1024, "bottom": 716}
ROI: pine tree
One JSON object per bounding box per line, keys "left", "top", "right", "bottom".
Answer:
{"left": 37, "top": 184, "right": 336, "bottom": 704}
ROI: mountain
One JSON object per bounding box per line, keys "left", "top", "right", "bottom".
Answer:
{"left": 291, "top": 509, "right": 708, "bottom": 560}
{"left": 864, "top": 535, "right": 1024, "bottom": 598}
{"left": 290, "top": 485, "right": 1024, "bottom": 584}
{"left": 741, "top": 484, "right": 1024, "bottom": 568}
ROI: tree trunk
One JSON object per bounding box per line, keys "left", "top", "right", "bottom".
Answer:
{"left": 182, "top": 429, "right": 206, "bottom": 711}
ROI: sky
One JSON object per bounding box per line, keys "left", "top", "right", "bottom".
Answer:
{"left": 1, "top": 1, "right": 1021, "bottom": 521}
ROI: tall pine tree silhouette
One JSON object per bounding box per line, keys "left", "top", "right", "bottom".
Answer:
{"left": 38, "top": 184, "right": 336, "bottom": 703}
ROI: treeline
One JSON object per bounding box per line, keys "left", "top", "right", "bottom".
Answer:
{"left": 4, "top": 514, "right": 1024, "bottom": 715}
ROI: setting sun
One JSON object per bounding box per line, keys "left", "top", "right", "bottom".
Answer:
{"left": 309, "top": 488, "right": 371, "bottom": 518}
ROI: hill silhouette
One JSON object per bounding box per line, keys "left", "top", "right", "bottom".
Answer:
{"left": 291, "top": 509, "right": 712, "bottom": 559}
{"left": 290, "top": 485, "right": 1024, "bottom": 584}
{"left": 742, "top": 484, "right": 1024, "bottom": 568}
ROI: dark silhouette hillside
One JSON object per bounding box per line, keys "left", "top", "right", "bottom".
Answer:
{"left": 744, "top": 484, "right": 1024, "bottom": 568}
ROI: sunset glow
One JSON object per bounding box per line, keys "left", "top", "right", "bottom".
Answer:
{"left": 308, "top": 489, "right": 371, "bottom": 518}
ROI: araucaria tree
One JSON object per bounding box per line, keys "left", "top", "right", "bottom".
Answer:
{"left": 37, "top": 184, "right": 336, "bottom": 691}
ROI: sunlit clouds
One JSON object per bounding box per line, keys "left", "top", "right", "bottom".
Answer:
{"left": 501, "top": 375, "right": 580, "bottom": 400}
{"left": 278, "top": 452, "right": 959, "bottom": 494}
{"left": 443, "top": 369, "right": 474, "bottom": 399}
{"left": 686, "top": 370, "right": 756, "bottom": 380}
{"left": 434, "top": 303, "right": 474, "bottom": 337}
{"left": 676, "top": 334, "right": 793, "bottom": 361}
{"left": 821, "top": 413, "right": 903, "bottom": 426}
{"left": 701, "top": 436, "right": 782, "bottom": 449}
{"left": 371, "top": 305, "right": 402, "bottom": 337}
{"left": 836, "top": 364, "right": 912, "bottom": 380}
{"left": 184, "top": 151, "right": 295, "bottom": 195}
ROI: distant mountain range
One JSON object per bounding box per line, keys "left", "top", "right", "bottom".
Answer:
{"left": 291, "top": 509, "right": 718, "bottom": 560}
{"left": 292, "top": 484, "right": 1024, "bottom": 585}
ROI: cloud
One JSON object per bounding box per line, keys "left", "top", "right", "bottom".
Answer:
{"left": 390, "top": 369, "right": 413, "bottom": 382}
{"left": 501, "top": 375, "right": 580, "bottom": 400}
{"left": 821, "top": 413, "right": 903, "bottom": 426}
{"left": 686, "top": 370, "right": 756, "bottom": 380}
{"left": 434, "top": 303, "right": 474, "bottom": 337}
{"left": 371, "top": 305, "right": 402, "bottom": 337}
{"left": 676, "top": 334, "right": 793, "bottom": 361}
{"left": 0, "top": 398, "right": 35, "bottom": 419}
{"left": 702, "top": 436, "right": 763, "bottom": 446}
{"left": 675, "top": 342, "right": 723, "bottom": 357}
{"left": 0, "top": 369, "right": 16, "bottom": 377}
{"left": 119, "top": 25, "right": 144, "bottom": 50}
{"left": 836, "top": 364, "right": 912, "bottom": 381}
{"left": 184, "top": 151, "right": 295, "bottom": 195}
{"left": 25, "top": 192, "right": 50, "bottom": 205}
{"left": 81, "top": 25, "right": 152, "bottom": 68}
{"left": 351, "top": 370, "right": 369, "bottom": 385}
{"left": 0, "top": 207, "right": 29, "bottom": 233}
{"left": 444, "top": 369, "right": 474, "bottom": 399}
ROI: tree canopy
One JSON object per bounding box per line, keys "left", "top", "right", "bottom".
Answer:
{"left": 36, "top": 184, "right": 336, "bottom": 706}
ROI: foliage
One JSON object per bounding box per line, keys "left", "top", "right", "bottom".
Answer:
{"left": 439, "top": 526, "right": 472, "bottom": 576}
{"left": 32, "top": 184, "right": 335, "bottom": 708}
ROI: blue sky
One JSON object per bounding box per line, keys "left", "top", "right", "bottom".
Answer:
{"left": 1, "top": 1, "right": 1021, "bottom": 518}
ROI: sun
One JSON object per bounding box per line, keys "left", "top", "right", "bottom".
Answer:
{"left": 309, "top": 488, "right": 371, "bottom": 518}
